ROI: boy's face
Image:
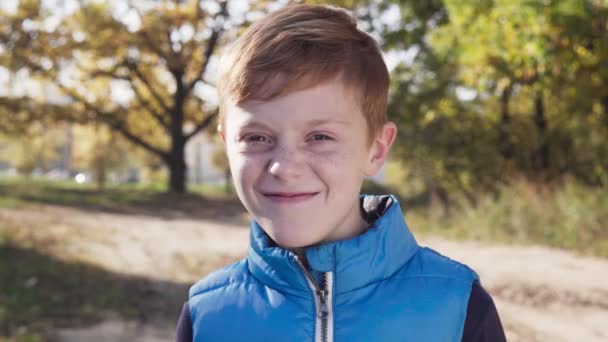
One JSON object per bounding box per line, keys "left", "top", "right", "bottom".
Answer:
{"left": 221, "top": 78, "right": 395, "bottom": 248}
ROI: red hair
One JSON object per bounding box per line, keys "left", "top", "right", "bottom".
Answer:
{"left": 217, "top": 4, "right": 390, "bottom": 141}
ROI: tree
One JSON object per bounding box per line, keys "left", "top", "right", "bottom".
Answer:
{"left": 0, "top": 0, "right": 246, "bottom": 193}
{"left": 71, "top": 124, "right": 132, "bottom": 190}
{"left": 430, "top": 0, "right": 608, "bottom": 183}
{"left": 0, "top": 122, "right": 68, "bottom": 176}
{"left": 360, "top": 0, "right": 608, "bottom": 201}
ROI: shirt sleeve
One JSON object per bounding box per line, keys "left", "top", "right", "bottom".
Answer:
{"left": 462, "top": 281, "right": 507, "bottom": 342}
{"left": 176, "top": 302, "right": 193, "bottom": 342}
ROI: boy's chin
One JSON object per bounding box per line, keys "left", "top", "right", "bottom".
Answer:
{"left": 266, "top": 229, "right": 324, "bottom": 250}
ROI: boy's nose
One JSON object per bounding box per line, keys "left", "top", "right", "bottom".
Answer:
{"left": 267, "top": 145, "right": 304, "bottom": 179}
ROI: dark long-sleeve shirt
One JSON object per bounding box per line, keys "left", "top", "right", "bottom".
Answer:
{"left": 175, "top": 281, "right": 506, "bottom": 342}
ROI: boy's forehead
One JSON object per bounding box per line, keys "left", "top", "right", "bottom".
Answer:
{"left": 226, "top": 81, "right": 361, "bottom": 123}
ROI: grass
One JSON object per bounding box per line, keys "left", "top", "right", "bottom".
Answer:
{"left": 0, "top": 234, "right": 189, "bottom": 341}
{"left": 2, "top": 175, "right": 606, "bottom": 257}
{"left": 0, "top": 197, "right": 23, "bottom": 210}
{"left": 0, "top": 176, "right": 227, "bottom": 340}
{"left": 0, "top": 175, "right": 235, "bottom": 210}
{"left": 0, "top": 239, "right": 130, "bottom": 339}
{"left": 0, "top": 176, "right": 246, "bottom": 223}
{"left": 406, "top": 179, "right": 608, "bottom": 257}
{"left": 0, "top": 176, "right": 157, "bottom": 210}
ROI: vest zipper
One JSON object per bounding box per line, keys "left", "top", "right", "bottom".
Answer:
{"left": 294, "top": 256, "right": 334, "bottom": 342}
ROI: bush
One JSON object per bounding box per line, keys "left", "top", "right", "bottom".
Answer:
{"left": 406, "top": 179, "right": 608, "bottom": 257}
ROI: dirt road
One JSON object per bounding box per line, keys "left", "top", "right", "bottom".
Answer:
{"left": 2, "top": 204, "right": 607, "bottom": 341}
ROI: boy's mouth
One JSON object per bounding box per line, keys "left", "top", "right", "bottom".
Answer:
{"left": 262, "top": 191, "right": 320, "bottom": 203}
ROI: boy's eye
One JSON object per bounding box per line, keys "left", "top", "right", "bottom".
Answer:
{"left": 308, "top": 133, "right": 334, "bottom": 142}
{"left": 242, "top": 134, "right": 272, "bottom": 144}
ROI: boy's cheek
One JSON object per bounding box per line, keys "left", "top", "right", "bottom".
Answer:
{"left": 230, "top": 153, "right": 265, "bottom": 168}
{"left": 229, "top": 158, "right": 263, "bottom": 184}
{"left": 226, "top": 148, "right": 253, "bottom": 168}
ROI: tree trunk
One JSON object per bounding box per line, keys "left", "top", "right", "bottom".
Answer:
{"left": 168, "top": 71, "right": 187, "bottom": 193}
{"left": 499, "top": 84, "right": 513, "bottom": 159}
{"left": 95, "top": 160, "right": 106, "bottom": 191}
{"left": 167, "top": 114, "right": 186, "bottom": 193}
{"left": 534, "top": 91, "right": 550, "bottom": 171}
{"left": 168, "top": 143, "right": 187, "bottom": 193}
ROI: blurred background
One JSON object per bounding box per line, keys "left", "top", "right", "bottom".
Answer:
{"left": 0, "top": 0, "right": 607, "bottom": 341}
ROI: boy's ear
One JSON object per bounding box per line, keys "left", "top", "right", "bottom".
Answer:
{"left": 365, "top": 122, "right": 397, "bottom": 177}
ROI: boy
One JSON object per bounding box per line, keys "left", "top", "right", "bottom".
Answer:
{"left": 177, "top": 4, "right": 505, "bottom": 342}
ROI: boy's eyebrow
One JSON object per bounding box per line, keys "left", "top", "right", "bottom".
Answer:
{"left": 239, "top": 120, "right": 274, "bottom": 131}
{"left": 304, "top": 118, "right": 351, "bottom": 127}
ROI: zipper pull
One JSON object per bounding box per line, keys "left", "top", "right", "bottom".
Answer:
{"left": 316, "top": 289, "right": 329, "bottom": 318}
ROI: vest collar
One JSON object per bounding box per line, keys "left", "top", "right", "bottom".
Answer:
{"left": 247, "top": 195, "right": 420, "bottom": 295}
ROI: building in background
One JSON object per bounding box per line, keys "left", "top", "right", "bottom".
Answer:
{"left": 185, "top": 132, "right": 226, "bottom": 185}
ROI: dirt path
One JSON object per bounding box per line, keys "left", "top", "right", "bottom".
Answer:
{"left": 2, "top": 205, "right": 607, "bottom": 341}
{"left": 424, "top": 238, "right": 608, "bottom": 341}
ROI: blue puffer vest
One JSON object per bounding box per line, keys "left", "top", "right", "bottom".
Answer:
{"left": 189, "top": 195, "right": 479, "bottom": 342}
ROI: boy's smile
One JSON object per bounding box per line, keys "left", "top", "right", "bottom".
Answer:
{"left": 262, "top": 191, "right": 319, "bottom": 203}
{"left": 221, "top": 77, "right": 395, "bottom": 248}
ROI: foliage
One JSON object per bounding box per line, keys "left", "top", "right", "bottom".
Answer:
{"left": 0, "top": 122, "right": 150, "bottom": 190}
{"left": 379, "top": 0, "right": 608, "bottom": 201}
{"left": 0, "top": 0, "right": 251, "bottom": 193}
{"left": 71, "top": 124, "right": 133, "bottom": 189}
{"left": 0, "top": 123, "right": 69, "bottom": 176}
{"left": 2, "top": 0, "right": 608, "bottom": 200}
{"left": 407, "top": 178, "right": 608, "bottom": 257}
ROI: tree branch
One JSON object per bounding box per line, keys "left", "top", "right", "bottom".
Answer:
{"left": 91, "top": 69, "right": 130, "bottom": 80}
{"left": 130, "top": 83, "right": 171, "bottom": 131}
{"left": 106, "top": 115, "right": 169, "bottom": 161}
{"left": 185, "top": 109, "right": 218, "bottom": 141}
{"left": 91, "top": 67, "right": 171, "bottom": 131}
{"left": 139, "top": 28, "right": 169, "bottom": 59}
{"left": 187, "top": 0, "right": 229, "bottom": 91}
{"left": 127, "top": 0, "right": 171, "bottom": 62}
{"left": 125, "top": 60, "right": 172, "bottom": 113}
{"left": 58, "top": 84, "right": 169, "bottom": 159}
